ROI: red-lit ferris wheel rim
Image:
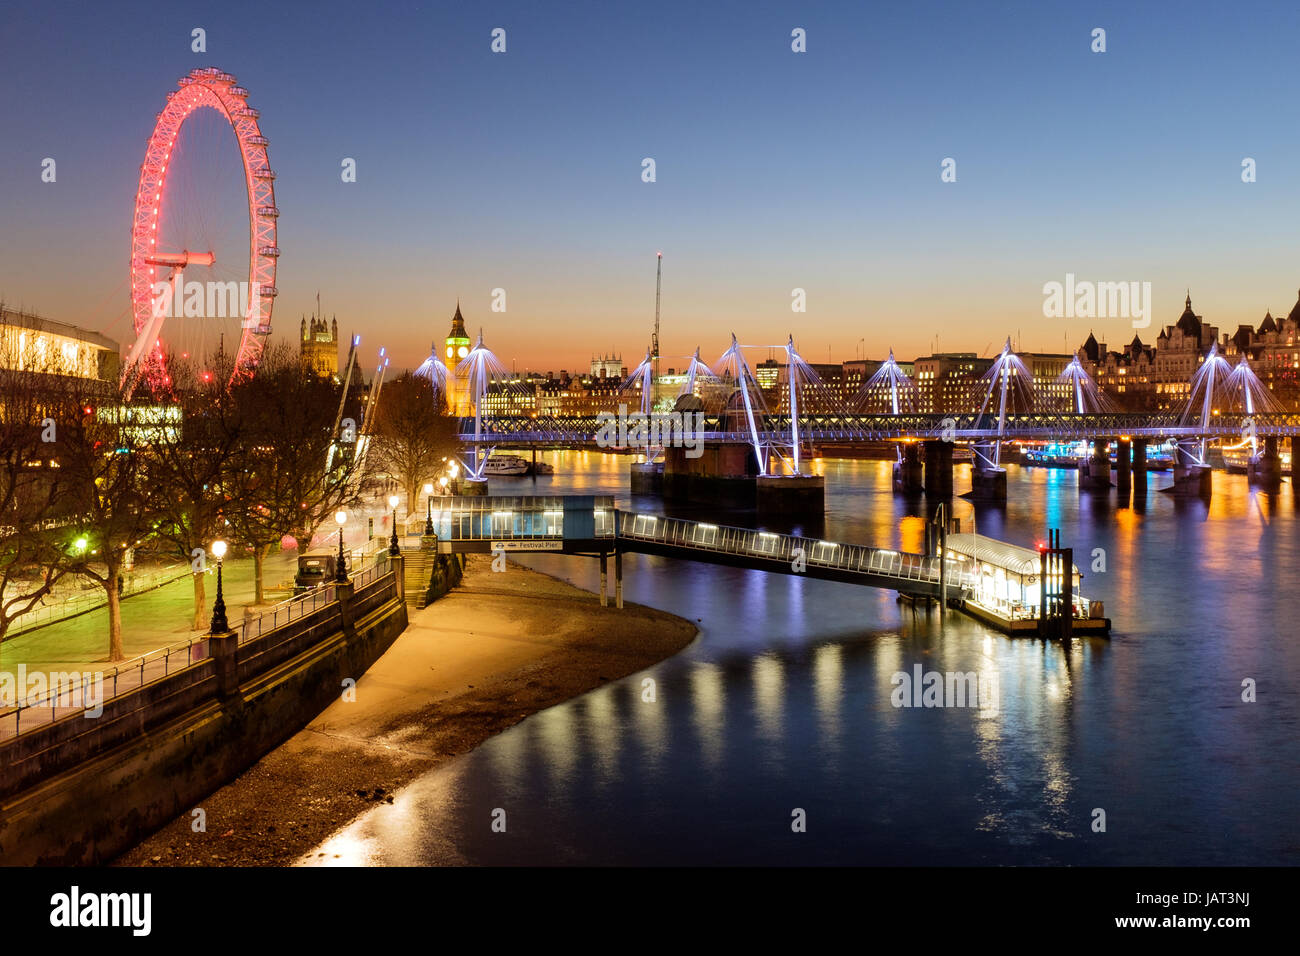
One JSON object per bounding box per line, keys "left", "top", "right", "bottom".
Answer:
{"left": 129, "top": 67, "right": 278, "bottom": 387}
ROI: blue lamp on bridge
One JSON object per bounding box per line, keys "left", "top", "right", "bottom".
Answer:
{"left": 208, "top": 539, "right": 228, "bottom": 634}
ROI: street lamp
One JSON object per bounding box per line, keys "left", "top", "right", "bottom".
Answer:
{"left": 209, "top": 539, "right": 228, "bottom": 634}
{"left": 423, "top": 482, "right": 434, "bottom": 535}
{"left": 334, "top": 510, "right": 349, "bottom": 582}
{"left": 387, "top": 494, "right": 400, "bottom": 556}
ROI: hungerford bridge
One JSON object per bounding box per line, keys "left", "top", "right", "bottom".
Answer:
{"left": 439, "top": 336, "right": 1299, "bottom": 502}
{"left": 428, "top": 335, "right": 1300, "bottom": 504}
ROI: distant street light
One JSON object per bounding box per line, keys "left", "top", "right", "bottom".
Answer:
{"left": 387, "top": 494, "right": 400, "bottom": 556}
{"left": 334, "top": 511, "right": 349, "bottom": 582}
{"left": 209, "top": 539, "right": 229, "bottom": 634}
{"left": 423, "top": 482, "right": 434, "bottom": 535}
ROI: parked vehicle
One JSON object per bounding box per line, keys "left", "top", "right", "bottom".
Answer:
{"left": 295, "top": 551, "right": 344, "bottom": 593}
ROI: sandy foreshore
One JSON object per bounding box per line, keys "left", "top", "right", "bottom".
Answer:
{"left": 115, "top": 555, "right": 697, "bottom": 867}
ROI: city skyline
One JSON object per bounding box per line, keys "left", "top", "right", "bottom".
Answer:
{"left": 1, "top": 0, "right": 1295, "bottom": 914}
{"left": 6, "top": 0, "right": 1300, "bottom": 371}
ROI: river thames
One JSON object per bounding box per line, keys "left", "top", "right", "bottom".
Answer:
{"left": 305, "top": 454, "right": 1300, "bottom": 866}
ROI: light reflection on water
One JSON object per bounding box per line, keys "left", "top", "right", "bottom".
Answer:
{"left": 303, "top": 452, "right": 1300, "bottom": 866}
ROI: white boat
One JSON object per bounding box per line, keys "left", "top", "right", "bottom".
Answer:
{"left": 483, "top": 454, "right": 529, "bottom": 476}
{"left": 1222, "top": 446, "right": 1292, "bottom": 475}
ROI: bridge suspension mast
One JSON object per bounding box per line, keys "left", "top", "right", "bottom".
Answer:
{"left": 717, "top": 333, "right": 768, "bottom": 476}
{"left": 652, "top": 252, "right": 662, "bottom": 404}
{"left": 325, "top": 333, "right": 361, "bottom": 474}
{"left": 680, "top": 346, "right": 711, "bottom": 398}
{"left": 976, "top": 338, "right": 1030, "bottom": 470}
{"left": 785, "top": 335, "right": 802, "bottom": 474}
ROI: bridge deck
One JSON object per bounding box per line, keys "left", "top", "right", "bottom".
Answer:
{"left": 613, "top": 511, "right": 959, "bottom": 597}
{"left": 428, "top": 497, "right": 964, "bottom": 597}
{"left": 457, "top": 411, "right": 1300, "bottom": 445}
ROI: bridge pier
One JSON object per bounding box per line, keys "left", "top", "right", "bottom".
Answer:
{"left": 1132, "top": 439, "right": 1148, "bottom": 497}
{"left": 630, "top": 460, "right": 664, "bottom": 494}
{"left": 757, "top": 474, "right": 825, "bottom": 511}
{"left": 600, "top": 551, "right": 608, "bottom": 607}
{"left": 1079, "top": 438, "right": 1112, "bottom": 491}
{"left": 893, "top": 442, "right": 924, "bottom": 495}
{"left": 967, "top": 440, "right": 1007, "bottom": 501}
{"left": 1293, "top": 437, "right": 1300, "bottom": 499}
{"left": 1168, "top": 439, "right": 1212, "bottom": 499}
{"left": 1115, "top": 438, "right": 1132, "bottom": 499}
{"left": 923, "top": 440, "right": 953, "bottom": 498}
{"left": 659, "top": 444, "right": 824, "bottom": 514}
{"left": 1247, "top": 436, "right": 1283, "bottom": 490}
{"left": 615, "top": 549, "right": 623, "bottom": 609}
{"left": 662, "top": 444, "right": 759, "bottom": 508}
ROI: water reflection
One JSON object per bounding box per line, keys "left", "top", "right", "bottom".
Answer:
{"left": 302, "top": 456, "right": 1300, "bottom": 866}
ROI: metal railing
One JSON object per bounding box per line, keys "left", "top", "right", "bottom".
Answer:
{"left": 236, "top": 551, "right": 389, "bottom": 643}
{"left": 6, "top": 562, "right": 191, "bottom": 638}
{"left": 615, "top": 511, "right": 971, "bottom": 589}
{"left": 1, "top": 633, "right": 208, "bottom": 739}
{"left": 236, "top": 581, "right": 337, "bottom": 644}
{"left": 2, "top": 553, "right": 396, "bottom": 740}
{"left": 456, "top": 410, "right": 1300, "bottom": 445}
{"left": 350, "top": 552, "right": 391, "bottom": 591}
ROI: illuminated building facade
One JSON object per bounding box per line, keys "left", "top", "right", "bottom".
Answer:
{"left": 445, "top": 302, "right": 473, "bottom": 416}
{"left": 299, "top": 313, "right": 339, "bottom": 380}
{"left": 590, "top": 354, "right": 624, "bottom": 379}
{"left": 0, "top": 309, "right": 119, "bottom": 381}
{"left": 914, "top": 353, "right": 993, "bottom": 413}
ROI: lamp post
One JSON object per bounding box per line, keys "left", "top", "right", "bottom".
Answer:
{"left": 423, "top": 482, "right": 434, "bottom": 535}
{"left": 209, "top": 539, "right": 228, "bottom": 634}
{"left": 334, "top": 510, "right": 349, "bottom": 582}
{"left": 388, "top": 494, "right": 400, "bottom": 555}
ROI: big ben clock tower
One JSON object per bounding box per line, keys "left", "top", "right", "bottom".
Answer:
{"left": 445, "top": 301, "right": 472, "bottom": 415}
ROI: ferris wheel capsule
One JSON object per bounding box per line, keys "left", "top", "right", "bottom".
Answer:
{"left": 125, "top": 68, "right": 278, "bottom": 391}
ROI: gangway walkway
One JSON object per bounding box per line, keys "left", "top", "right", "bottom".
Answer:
{"left": 614, "top": 511, "right": 968, "bottom": 598}
{"left": 427, "top": 496, "right": 971, "bottom": 600}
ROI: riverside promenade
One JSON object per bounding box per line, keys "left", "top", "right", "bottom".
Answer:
{"left": 0, "top": 506, "right": 396, "bottom": 675}
{"left": 0, "top": 551, "right": 300, "bottom": 674}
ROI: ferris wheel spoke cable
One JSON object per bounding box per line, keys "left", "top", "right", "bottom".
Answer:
{"left": 124, "top": 67, "right": 277, "bottom": 395}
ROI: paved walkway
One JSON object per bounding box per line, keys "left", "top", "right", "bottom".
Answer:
{"left": 0, "top": 499, "right": 411, "bottom": 742}
{"left": 0, "top": 504, "right": 398, "bottom": 674}
{"left": 0, "top": 550, "right": 298, "bottom": 672}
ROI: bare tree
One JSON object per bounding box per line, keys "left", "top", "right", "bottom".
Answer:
{"left": 224, "top": 345, "right": 367, "bottom": 603}
{"left": 149, "top": 350, "right": 248, "bottom": 629}
{"left": 55, "top": 381, "right": 163, "bottom": 662}
{"left": 0, "top": 350, "right": 81, "bottom": 647}
{"left": 369, "top": 370, "right": 460, "bottom": 517}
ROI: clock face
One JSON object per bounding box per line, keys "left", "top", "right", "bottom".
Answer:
{"left": 458, "top": 345, "right": 469, "bottom": 358}
{"left": 445, "top": 346, "right": 454, "bottom": 359}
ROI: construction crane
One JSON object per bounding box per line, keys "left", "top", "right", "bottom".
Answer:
{"left": 325, "top": 335, "right": 390, "bottom": 491}
{"left": 349, "top": 348, "right": 390, "bottom": 494}
{"left": 651, "top": 251, "right": 662, "bottom": 403}
{"left": 330, "top": 332, "right": 361, "bottom": 446}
